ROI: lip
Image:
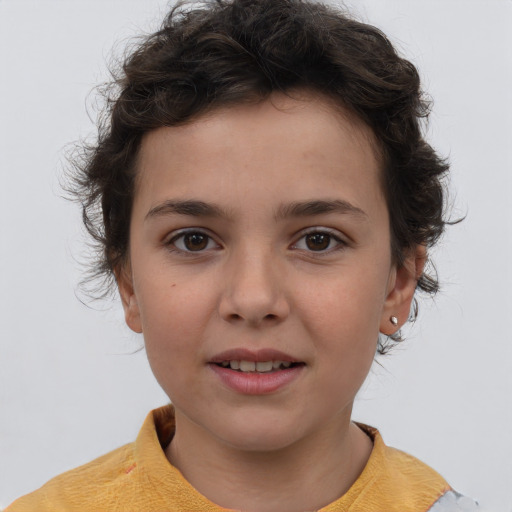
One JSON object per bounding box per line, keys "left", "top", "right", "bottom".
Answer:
{"left": 209, "top": 363, "right": 304, "bottom": 395}
{"left": 208, "top": 348, "right": 305, "bottom": 395}
{"left": 209, "top": 348, "right": 298, "bottom": 363}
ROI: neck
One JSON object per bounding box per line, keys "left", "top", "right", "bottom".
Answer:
{"left": 165, "top": 408, "right": 373, "bottom": 512}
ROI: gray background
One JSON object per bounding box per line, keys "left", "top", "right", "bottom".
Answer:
{"left": 1, "top": 0, "right": 511, "bottom": 509}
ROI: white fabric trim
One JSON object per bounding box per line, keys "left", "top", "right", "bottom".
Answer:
{"left": 428, "top": 491, "right": 480, "bottom": 512}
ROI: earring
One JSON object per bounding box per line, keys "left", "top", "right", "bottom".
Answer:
{"left": 390, "top": 316, "right": 398, "bottom": 326}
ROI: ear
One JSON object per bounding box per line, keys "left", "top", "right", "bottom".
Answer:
{"left": 115, "top": 263, "right": 143, "bottom": 334}
{"left": 380, "top": 245, "right": 426, "bottom": 335}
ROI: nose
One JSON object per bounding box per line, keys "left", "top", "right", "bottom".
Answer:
{"left": 218, "top": 247, "right": 290, "bottom": 327}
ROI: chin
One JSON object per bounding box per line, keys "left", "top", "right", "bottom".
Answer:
{"left": 208, "top": 410, "right": 311, "bottom": 454}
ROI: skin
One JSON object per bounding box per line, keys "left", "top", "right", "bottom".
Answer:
{"left": 118, "top": 92, "right": 424, "bottom": 512}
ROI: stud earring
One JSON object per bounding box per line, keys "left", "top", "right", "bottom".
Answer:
{"left": 390, "top": 316, "right": 398, "bottom": 326}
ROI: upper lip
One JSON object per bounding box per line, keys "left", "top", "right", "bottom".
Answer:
{"left": 209, "top": 348, "right": 300, "bottom": 363}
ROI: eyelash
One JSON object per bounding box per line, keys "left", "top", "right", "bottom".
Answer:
{"left": 291, "top": 228, "right": 347, "bottom": 254}
{"left": 165, "top": 228, "right": 347, "bottom": 255}
{"left": 166, "top": 229, "right": 220, "bottom": 254}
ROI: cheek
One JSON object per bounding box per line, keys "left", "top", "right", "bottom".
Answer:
{"left": 296, "top": 271, "right": 387, "bottom": 336}
{"left": 141, "top": 303, "right": 208, "bottom": 405}
{"left": 308, "top": 295, "right": 378, "bottom": 401}
{"left": 136, "top": 279, "right": 216, "bottom": 372}
{"left": 293, "top": 273, "right": 384, "bottom": 381}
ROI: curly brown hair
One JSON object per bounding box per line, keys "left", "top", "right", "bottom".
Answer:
{"left": 69, "top": 0, "right": 450, "bottom": 352}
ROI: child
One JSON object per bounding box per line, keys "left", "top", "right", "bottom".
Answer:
{"left": 6, "top": 0, "right": 481, "bottom": 510}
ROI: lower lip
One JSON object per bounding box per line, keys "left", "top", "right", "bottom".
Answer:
{"left": 209, "top": 364, "right": 304, "bottom": 395}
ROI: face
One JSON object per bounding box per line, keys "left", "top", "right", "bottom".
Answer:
{"left": 119, "top": 92, "right": 419, "bottom": 453}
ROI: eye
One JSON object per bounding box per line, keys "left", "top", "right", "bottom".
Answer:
{"left": 169, "top": 230, "right": 219, "bottom": 252}
{"left": 293, "top": 229, "right": 345, "bottom": 252}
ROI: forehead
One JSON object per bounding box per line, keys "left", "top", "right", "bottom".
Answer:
{"left": 134, "top": 92, "right": 384, "bottom": 218}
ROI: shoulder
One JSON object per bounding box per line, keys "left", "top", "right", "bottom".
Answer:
{"left": 358, "top": 424, "right": 450, "bottom": 494}
{"left": 330, "top": 424, "right": 481, "bottom": 512}
{"left": 5, "top": 442, "right": 137, "bottom": 512}
{"left": 5, "top": 406, "right": 216, "bottom": 512}
{"left": 378, "top": 447, "right": 481, "bottom": 511}
{"left": 5, "top": 408, "right": 170, "bottom": 511}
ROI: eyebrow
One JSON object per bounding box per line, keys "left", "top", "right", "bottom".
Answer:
{"left": 145, "top": 198, "right": 367, "bottom": 222}
{"left": 275, "top": 199, "right": 368, "bottom": 221}
{"left": 145, "top": 200, "right": 228, "bottom": 221}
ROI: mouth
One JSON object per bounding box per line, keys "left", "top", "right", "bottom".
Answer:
{"left": 213, "top": 360, "right": 304, "bottom": 373}
{"left": 209, "top": 352, "right": 306, "bottom": 394}
{"left": 209, "top": 348, "right": 305, "bottom": 374}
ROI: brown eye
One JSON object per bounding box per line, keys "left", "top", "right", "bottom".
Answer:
{"left": 183, "top": 233, "right": 208, "bottom": 251}
{"left": 292, "top": 229, "right": 345, "bottom": 254}
{"left": 305, "top": 233, "right": 331, "bottom": 251}
{"left": 171, "top": 231, "right": 218, "bottom": 252}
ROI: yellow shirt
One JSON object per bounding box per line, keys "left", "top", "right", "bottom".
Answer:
{"left": 7, "top": 405, "right": 452, "bottom": 512}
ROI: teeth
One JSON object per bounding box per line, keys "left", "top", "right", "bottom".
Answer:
{"left": 239, "top": 361, "right": 256, "bottom": 372}
{"left": 221, "top": 360, "right": 294, "bottom": 372}
{"left": 255, "top": 361, "right": 273, "bottom": 372}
